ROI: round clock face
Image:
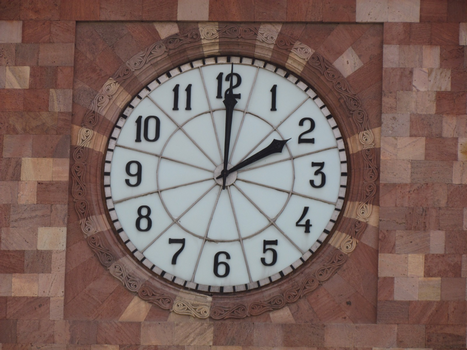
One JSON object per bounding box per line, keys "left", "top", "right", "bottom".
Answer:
{"left": 104, "top": 56, "right": 347, "bottom": 293}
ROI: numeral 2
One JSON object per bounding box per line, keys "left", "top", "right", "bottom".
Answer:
{"left": 298, "top": 117, "right": 315, "bottom": 144}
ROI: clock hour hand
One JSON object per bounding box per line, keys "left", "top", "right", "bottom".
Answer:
{"left": 222, "top": 64, "right": 238, "bottom": 189}
{"left": 217, "top": 138, "right": 290, "bottom": 179}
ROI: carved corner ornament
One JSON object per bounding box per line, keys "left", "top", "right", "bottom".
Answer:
{"left": 71, "top": 22, "right": 379, "bottom": 319}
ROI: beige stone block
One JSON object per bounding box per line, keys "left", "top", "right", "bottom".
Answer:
{"left": 382, "top": 113, "right": 410, "bottom": 137}
{"left": 173, "top": 322, "right": 213, "bottom": 346}
{"left": 423, "top": 45, "right": 440, "bottom": 68}
{"left": 458, "top": 138, "right": 467, "bottom": 161}
{"left": 408, "top": 254, "right": 424, "bottom": 277}
{"left": 0, "top": 274, "right": 12, "bottom": 296}
{"left": 1, "top": 227, "right": 37, "bottom": 250}
{"left": 399, "top": 45, "right": 422, "bottom": 67}
{"left": 154, "top": 22, "right": 179, "bottom": 39}
{"left": 49, "top": 89, "right": 72, "bottom": 112}
{"left": 270, "top": 305, "right": 295, "bottom": 323}
{"left": 50, "top": 296, "right": 64, "bottom": 320}
{"left": 141, "top": 322, "right": 174, "bottom": 345}
{"left": 177, "top": 0, "right": 209, "bottom": 21}
{"left": 12, "top": 274, "right": 39, "bottom": 297}
{"left": 18, "top": 181, "right": 37, "bottom": 204}
{"left": 396, "top": 91, "right": 416, "bottom": 113}
{"left": 37, "top": 227, "right": 67, "bottom": 250}
{"left": 464, "top": 208, "right": 467, "bottom": 231}
{"left": 380, "top": 159, "right": 411, "bottom": 183}
{"left": 442, "top": 115, "right": 458, "bottom": 138}
{"left": 119, "top": 296, "right": 152, "bottom": 322}
{"left": 38, "top": 273, "right": 64, "bottom": 297}
{"left": 397, "top": 137, "right": 425, "bottom": 160}
{"left": 453, "top": 161, "right": 467, "bottom": 184}
{"left": 394, "top": 277, "right": 418, "bottom": 300}
{"left": 199, "top": 22, "right": 219, "bottom": 56}
{"left": 383, "top": 45, "right": 399, "bottom": 67}
{"left": 286, "top": 41, "right": 314, "bottom": 75}
{"left": 21, "top": 158, "right": 53, "bottom": 181}
{"left": 419, "top": 277, "right": 441, "bottom": 300}
{"left": 0, "top": 66, "right": 5, "bottom": 88}
{"left": 0, "top": 21, "right": 22, "bottom": 43}
{"left": 255, "top": 23, "right": 281, "bottom": 60}
{"left": 52, "top": 158, "right": 69, "bottom": 181}
{"left": 381, "top": 136, "right": 397, "bottom": 159}
{"left": 462, "top": 255, "right": 467, "bottom": 278}
{"left": 91, "top": 346, "right": 119, "bottom": 350}
{"left": 5, "top": 66, "right": 30, "bottom": 89}
{"left": 388, "top": 0, "right": 420, "bottom": 22}
{"left": 52, "top": 250, "right": 66, "bottom": 274}
{"left": 333, "top": 46, "right": 364, "bottom": 78}
{"left": 460, "top": 23, "right": 467, "bottom": 45}
{"left": 430, "top": 230, "right": 445, "bottom": 254}
{"left": 356, "top": 0, "right": 388, "bottom": 22}
{"left": 379, "top": 253, "right": 408, "bottom": 277}
{"left": 414, "top": 68, "right": 451, "bottom": 91}
{"left": 415, "top": 91, "right": 436, "bottom": 114}
{"left": 71, "top": 125, "right": 108, "bottom": 154}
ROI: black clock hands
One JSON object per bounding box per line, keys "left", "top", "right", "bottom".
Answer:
{"left": 217, "top": 138, "right": 290, "bottom": 179}
{"left": 222, "top": 64, "right": 238, "bottom": 189}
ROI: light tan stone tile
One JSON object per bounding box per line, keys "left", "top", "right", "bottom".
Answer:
{"left": 270, "top": 305, "right": 295, "bottom": 323}
{"left": 423, "top": 45, "right": 440, "bottom": 68}
{"left": 460, "top": 23, "right": 467, "bottom": 45}
{"left": 0, "top": 21, "right": 22, "bottom": 43}
{"left": 177, "top": 0, "right": 209, "bottom": 21}
{"left": 464, "top": 208, "right": 467, "bottom": 231}
{"left": 0, "top": 274, "right": 12, "bottom": 296}
{"left": 415, "top": 91, "right": 436, "bottom": 114}
{"left": 383, "top": 45, "right": 399, "bottom": 67}
{"left": 399, "top": 45, "right": 422, "bottom": 67}
{"left": 12, "top": 274, "right": 39, "bottom": 297}
{"left": 141, "top": 322, "right": 174, "bottom": 345}
{"left": 119, "top": 296, "right": 152, "bottom": 322}
{"left": 408, "top": 254, "right": 424, "bottom": 277}
{"left": 173, "top": 322, "right": 213, "bottom": 346}
{"left": 430, "top": 230, "right": 445, "bottom": 254}
{"left": 379, "top": 253, "right": 408, "bottom": 277}
{"left": 453, "top": 161, "right": 467, "bottom": 184}
{"left": 419, "top": 277, "right": 441, "bottom": 300}
{"left": 255, "top": 23, "right": 281, "bottom": 60}
{"left": 51, "top": 250, "right": 66, "bottom": 274}
{"left": 413, "top": 68, "right": 451, "bottom": 91}
{"left": 153, "top": 22, "right": 179, "bottom": 39}
{"left": 381, "top": 136, "right": 397, "bottom": 159}
{"left": 199, "top": 22, "right": 219, "bottom": 56}
{"left": 394, "top": 277, "right": 418, "bottom": 300}
{"left": 1, "top": 227, "right": 37, "bottom": 250}
{"left": 5, "top": 66, "right": 30, "bottom": 89}
{"left": 0, "top": 66, "right": 5, "bottom": 88}
{"left": 49, "top": 89, "right": 72, "bottom": 112}
{"left": 37, "top": 227, "right": 67, "bottom": 250}
{"left": 380, "top": 159, "right": 411, "bottom": 183}
{"left": 38, "top": 273, "right": 64, "bottom": 297}
{"left": 397, "top": 137, "right": 425, "bottom": 160}
{"left": 333, "top": 46, "right": 364, "bottom": 78}
{"left": 442, "top": 115, "right": 458, "bottom": 138}
{"left": 52, "top": 158, "right": 69, "bottom": 181}
{"left": 356, "top": 0, "right": 388, "bottom": 22}
{"left": 388, "top": 0, "right": 420, "bottom": 22}
{"left": 21, "top": 158, "right": 53, "bottom": 181}
{"left": 18, "top": 181, "right": 37, "bottom": 204}
{"left": 50, "top": 296, "right": 64, "bottom": 320}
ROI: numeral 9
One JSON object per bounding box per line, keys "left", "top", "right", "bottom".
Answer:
{"left": 125, "top": 161, "right": 142, "bottom": 187}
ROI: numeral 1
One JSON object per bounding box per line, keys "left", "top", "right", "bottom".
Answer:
{"left": 270, "top": 84, "right": 277, "bottom": 111}
{"left": 172, "top": 84, "right": 192, "bottom": 110}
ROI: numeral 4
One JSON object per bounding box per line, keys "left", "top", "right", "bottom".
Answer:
{"left": 296, "top": 206, "right": 312, "bottom": 233}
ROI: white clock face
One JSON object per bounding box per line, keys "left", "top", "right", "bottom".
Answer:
{"left": 104, "top": 57, "right": 347, "bottom": 293}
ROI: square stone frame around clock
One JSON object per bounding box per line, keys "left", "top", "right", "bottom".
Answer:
{"left": 66, "top": 21, "right": 381, "bottom": 322}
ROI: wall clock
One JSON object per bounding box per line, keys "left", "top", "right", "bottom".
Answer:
{"left": 103, "top": 56, "right": 348, "bottom": 293}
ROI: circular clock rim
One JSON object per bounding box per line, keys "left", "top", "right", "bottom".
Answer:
{"left": 71, "top": 24, "right": 378, "bottom": 319}
{"left": 103, "top": 56, "right": 349, "bottom": 294}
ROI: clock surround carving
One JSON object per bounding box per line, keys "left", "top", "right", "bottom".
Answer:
{"left": 71, "top": 22, "right": 378, "bottom": 319}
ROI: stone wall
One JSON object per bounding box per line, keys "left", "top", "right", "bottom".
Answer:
{"left": 0, "top": 0, "right": 466, "bottom": 348}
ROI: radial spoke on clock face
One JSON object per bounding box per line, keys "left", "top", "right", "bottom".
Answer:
{"left": 227, "top": 187, "right": 253, "bottom": 282}
{"left": 148, "top": 96, "right": 218, "bottom": 167}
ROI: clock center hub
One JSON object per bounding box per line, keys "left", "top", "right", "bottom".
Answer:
{"left": 213, "top": 164, "right": 237, "bottom": 187}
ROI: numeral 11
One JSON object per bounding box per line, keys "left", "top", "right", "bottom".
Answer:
{"left": 172, "top": 84, "right": 192, "bottom": 111}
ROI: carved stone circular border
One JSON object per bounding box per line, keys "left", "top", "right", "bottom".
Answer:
{"left": 71, "top": 23, "right": 378, "bottom": 319}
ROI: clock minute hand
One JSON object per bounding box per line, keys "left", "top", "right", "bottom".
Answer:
{"left": 222, "top": 64, "right": 238, "bottom": 189}
{"left": 217, "top": 138, "right": 290, "bottom": 179}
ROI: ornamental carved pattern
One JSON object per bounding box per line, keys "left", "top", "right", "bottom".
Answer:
{"left": 72, "top": 22, "right": 378, "bottom": 320}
